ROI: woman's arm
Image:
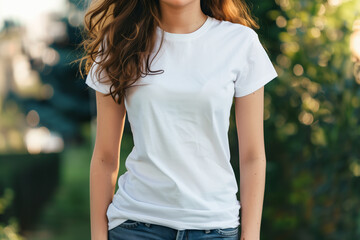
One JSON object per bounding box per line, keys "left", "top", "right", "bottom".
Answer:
{"left": 234, "top": 86, "right": 266, "bottom": 240}
{"left": 90, "top": 92, "right": 126, "bottom": 240}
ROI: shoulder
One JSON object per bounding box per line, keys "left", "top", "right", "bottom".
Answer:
{"left": 208, "top": 17, "right": 259, "bottom": 59}
{"left": 210, "top": 17, "right": 258, "bottom": 42}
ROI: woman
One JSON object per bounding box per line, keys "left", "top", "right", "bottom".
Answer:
{"left": 80, "top": 0, "right": 277, "bottom": 239}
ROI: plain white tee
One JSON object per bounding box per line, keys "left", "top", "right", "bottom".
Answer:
{"left": 85, "top": 15, "right": 278, "bottom": 231}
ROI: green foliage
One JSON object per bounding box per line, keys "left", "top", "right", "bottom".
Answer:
{"left": 230, "top": 0, "right": 360, "bottom": 239}
{"left": 0, "top": 189, "right": 25, "bottom": 240}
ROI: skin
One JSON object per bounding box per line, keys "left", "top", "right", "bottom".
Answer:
{"left": 158, "top": 0, "right": 208, "bottom": 34}
{"left": 235, "top": 87, "right": 266, "bottom": 240}
{"left": 90, "top": 1, "right": 265, "bottom": 240}
{"left": 90, "top": 92, "right": 126, "bottom": 240}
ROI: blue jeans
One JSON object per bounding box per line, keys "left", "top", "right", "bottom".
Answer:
{"left": 108, "top": 220, "right": 239, "bottom": 240}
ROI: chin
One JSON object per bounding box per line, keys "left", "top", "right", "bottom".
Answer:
{"left": 159, "top": 0, "right": 199, "bottom": 7}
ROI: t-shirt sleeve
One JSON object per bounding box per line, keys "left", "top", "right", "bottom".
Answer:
{"left": 234, "top": 32, "right": 278, "bottom": 98}
{"left": 85, "top": 42, "right": 112, "bottom": 94}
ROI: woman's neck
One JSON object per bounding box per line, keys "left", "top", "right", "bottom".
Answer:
{"left": 158, "top": 0, "right": 207, "bottom": 34}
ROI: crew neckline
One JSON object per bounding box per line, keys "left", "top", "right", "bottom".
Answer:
{"left": 156, "top": 15, "right": 212, "bottom": 41}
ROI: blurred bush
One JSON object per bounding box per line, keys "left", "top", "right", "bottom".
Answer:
{"left": 229, "top": 0, "right": 360, "bottom": 239}
{"left": 0, "top": 188, "right": 24, "bottom": 240}
{"left": 0, "top": 153, "right": 60, "bottom": 233}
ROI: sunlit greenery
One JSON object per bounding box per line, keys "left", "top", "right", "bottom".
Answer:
{"left": 230, "top": 0, "right": 360, "bottom": 239}
{"left": 0, "top": 189, "right": 24, "bottom": 240}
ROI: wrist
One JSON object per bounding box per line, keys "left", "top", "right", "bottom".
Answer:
{"left": 240, "top": 232, "right": 260, "bottom": 240}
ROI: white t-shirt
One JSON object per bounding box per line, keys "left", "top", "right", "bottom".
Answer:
{"left": 85, "top": 15, "right": 278, "bottom": 231}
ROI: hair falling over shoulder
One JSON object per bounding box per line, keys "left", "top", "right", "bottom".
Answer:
{"left": 77, "top": 0, "right": 259, "bottom": 104}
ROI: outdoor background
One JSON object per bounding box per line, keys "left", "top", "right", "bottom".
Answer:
{"left": 0, "top": 0, "right": 359, "bottom": 239}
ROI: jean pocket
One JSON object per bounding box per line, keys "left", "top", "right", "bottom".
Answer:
{"left": 214, "top": 227, "right": 239, "bottom": 236}
{"left": 118, "top": 219, "right": 141, "bottom": 229}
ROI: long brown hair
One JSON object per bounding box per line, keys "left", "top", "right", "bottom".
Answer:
{"left": 78, "top": 0, "right": 259, "bottom": 104}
